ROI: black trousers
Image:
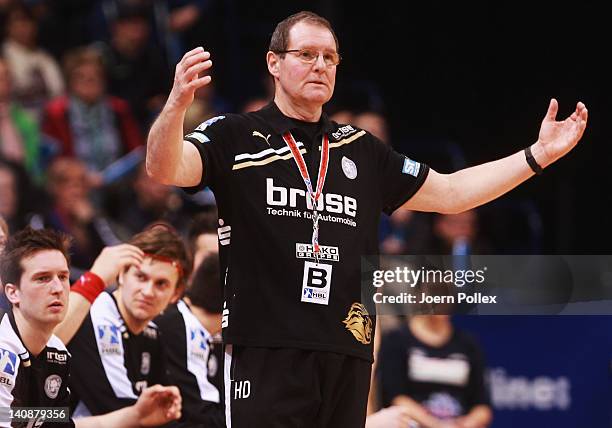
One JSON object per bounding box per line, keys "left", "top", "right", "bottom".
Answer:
{"left": 224, "top": 346, "right": 372, "bottom": 428}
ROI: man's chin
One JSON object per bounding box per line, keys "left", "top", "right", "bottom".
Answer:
{"left": 37, "top": 312, "right": 65, "bottom": 329}
{"left": 130, "top": 308, "right": 156, "bottom": 323}
{"left": 303, "top": 91, "right": 332, "bottom": 106}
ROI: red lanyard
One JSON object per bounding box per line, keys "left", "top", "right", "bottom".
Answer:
{"left": 282, "top": 132, "right": 330, "bottom": 263}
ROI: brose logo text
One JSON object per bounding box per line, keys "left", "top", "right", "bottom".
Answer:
{"left": 266, "top": 178, "right": 357, "bottom": 217}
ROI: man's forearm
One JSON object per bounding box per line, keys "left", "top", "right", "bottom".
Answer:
{"left": 75, "top": 406, "right": 140, "bottom": 428}
{"left": 455, "top": 405, "right": 493, "bottom": 428}
{"left": 53, "top": 292, "right": 92, "bottom": 344}
{"left": 402, "top": 143, "right": 546, "bottom": 214}
{"left": 445, "top": 147, "right": 535, "bottom": 214}
{"left": 146, "top": 104, "right": 188, "bottom": 185}
{"left": 392, "top": 395, "right": 442, "bottom": 428}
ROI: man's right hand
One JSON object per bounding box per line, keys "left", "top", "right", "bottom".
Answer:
{"left": 90, "top": 244, "right": 144, "bottom": 286}
{"left": 168, "top": 46, "right": 213, "bottom": 110}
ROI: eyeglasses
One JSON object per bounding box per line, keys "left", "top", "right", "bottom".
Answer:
{"left": 275, "top": 48, "right": 341, "bottom": 67}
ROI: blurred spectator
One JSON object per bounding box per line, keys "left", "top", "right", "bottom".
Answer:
{"left": 0, "top": 159, "right": 40, "bottom": 232}
{"left": 379, "top": 210, "right": 432, "bottom": 255}
{"left": 164, "top": 0, "right": 212, "bottom": 65}
{"left": 353, "top": 110, "right": 389, "bottom": 144}
{"left": 0, "top": 0, "right": 16, "bottom": 32}
{"left": 184, "top": 78, "right": 232, "bottom": 133}
{"left": 41, "top": 47, "right": 143, "bottom": 174}
{"left": 1, "top": 3, "right": 64, "bottom": 120}
{"left": 104, "top": 162, "right": 187, "bottom": 237}
{"left": 239, "top": 75, "right": 274, "bottom": 114}
{"left": 29, "top": 0, "right": 98, "bottom": 60}
{"left": 241, "top": 96, "right": 269, "bottom": 114}
{"left": 378, "top": 315, "right": 493, "bottom": 427}
{"left": 187, "top": 209, "right": 218, "bottom": 273}
{"left": 329, "top": 109, "right": 354, "bottom": 125}
{"left": 423, "top": 210, "right": 491, "bottom": 255}
{"left": 29, "top": 157, "right": 120, "bottom": 275}
{"left": 95, "top": 2, "right": 171, "bottom": 131}
{"left": 0, "top": 55, "right": 43, "bottom": 180}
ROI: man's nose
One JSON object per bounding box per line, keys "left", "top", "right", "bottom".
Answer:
{"left": 312, "top": 53, "right": 327, "bottom": 70}
{"left": 50, "top": 276, "right": 64, "bottom": 294}
{"left": 141, "top": 281, "right": 155, "bottom": 297}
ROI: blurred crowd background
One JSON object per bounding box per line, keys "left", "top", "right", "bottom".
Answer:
{"left": 1, "top": 0, "right": 611, "bottom": 254}
{"left": 0, "top": 1, "right": 610, "bottom": 427}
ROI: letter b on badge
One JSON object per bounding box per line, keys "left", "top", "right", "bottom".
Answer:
{"left": 301, "top": 261, "right": 332, "bottom": 305}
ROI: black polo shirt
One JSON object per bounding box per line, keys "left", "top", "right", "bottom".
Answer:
{"left": 154, "top": 300, "right": 224, "bottom": 428}
{"left": 0, "top": 312, "right": 74, "bottom": 427}
{"left": 378, "top": 323, "right": 490, "bottom": 417}
{"left": 184, "top": 102, "right": 429, "bottom": 361}
{"left": 67, "top": 292, "right": 166, "bottom": 416}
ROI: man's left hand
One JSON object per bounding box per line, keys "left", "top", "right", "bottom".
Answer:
{"left": 534, "top": 98, "right": 588, "bottom": 168}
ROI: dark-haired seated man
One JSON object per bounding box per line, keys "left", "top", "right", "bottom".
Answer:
{"left": 156, "top": 253, "right": 224, "bottom": 427}
{"left": 52, "top": 225, "right": 192, "bottom": 418}
{"left": 0, "top": 227, "right": 181, "bottom": 427}
{"left": 186, "top": 210, "right": 218, "bottom": 275}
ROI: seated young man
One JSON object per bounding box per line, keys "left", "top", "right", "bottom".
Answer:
{"left": 155, "top": 252, "right": 225, "bottom": 427}
{"left": 52, "top": 224, "right": 192, "bottom": 417}
{"left": 0, "top": 227, "right": 181, "bottom": 427}
{"left": 378, "top": 315, "right": 492, "bottom": 428}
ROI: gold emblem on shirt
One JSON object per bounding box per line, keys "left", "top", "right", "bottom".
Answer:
{"left": 342, "top": 302, "right": 372, "bottom": 345}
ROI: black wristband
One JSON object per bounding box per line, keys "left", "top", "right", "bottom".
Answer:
{"left": 525, "top": 146, "right": 543, "bottom": 175}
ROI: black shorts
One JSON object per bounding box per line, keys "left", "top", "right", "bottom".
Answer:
{"left": 224, "top": 346, "right": 372, "bottom": 428}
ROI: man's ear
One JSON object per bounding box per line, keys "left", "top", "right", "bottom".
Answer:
{"left": 169, "top": 284, "right": 184, "bottom": 305}
{"left": 267, "top": 51, "right": 280, "bottom": 78}
{"left": 3, "top": 283, "right": 20, "bottom": 306}
{"left": 117, "top": 271, "right": 125, "bottom": 287}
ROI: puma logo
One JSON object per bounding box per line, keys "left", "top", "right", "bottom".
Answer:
{"left": 252, "top": 131, "right": 271, "bottom": 146}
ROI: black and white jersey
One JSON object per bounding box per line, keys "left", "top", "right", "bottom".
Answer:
{"left": 378, "top": 324, "right": 490, "bottom": 418}
{"left": 0, "top": 312, "right": 74, "bottom": 428}
{"left": 155, "top": 300, "right": 224, "bottom": 428}
{"left": 67, "top": 292, "right": 166, "bottom": 416}
{"left": 184, "top": 102, "right": 429, "bottom": 361}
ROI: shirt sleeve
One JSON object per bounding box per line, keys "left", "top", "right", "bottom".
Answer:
{"left": 182, "top": 115, "right": 234, "bottom": 194}
{"left": 0, "top": 376, "right": 13, "bottom": 428}
{"left": 67, "top": 315, "right": 138, "bottom": 415}
{"left": 375, "top": 139, "right": 430, "bottom": 215}
{"left": 465, "top": 335, "right": 491, "bottom": 408}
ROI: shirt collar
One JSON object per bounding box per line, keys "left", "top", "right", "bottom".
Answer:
{"left": 6, "top": 309, "right": 32, "bottom": 363}
{"left": 258, "top": 101, "right": 335, "bottom": 136}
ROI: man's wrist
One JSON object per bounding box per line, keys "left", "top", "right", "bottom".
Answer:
{"left": 125, "top": 405, "right": 140, "bottom": 428}
{"left": 71, "top": 272, "right": 105, "bottom": 303}
{"left": 525, "top": 144, "right": 544, "bottom": 175}
{"left": 164, "top": 97, "right": 190, "bottom": 116}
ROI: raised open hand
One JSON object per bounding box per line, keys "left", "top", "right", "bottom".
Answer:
{"left": 168, "top": 47, "right": 213, "bottom": 110}
{"left": 535, "top": 99, "right": 588, "bottom": 168}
